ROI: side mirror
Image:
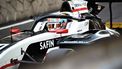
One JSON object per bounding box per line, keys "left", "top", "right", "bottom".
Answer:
{"left": 56, "top": 29, "right": 68, "bottom": 34}
{"left": 10, "top": 27, "right": 21, "bottom": 34}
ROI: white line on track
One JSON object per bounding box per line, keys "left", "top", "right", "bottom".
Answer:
{"left": 0, "top": 19, "right": 34, "bottom": 30}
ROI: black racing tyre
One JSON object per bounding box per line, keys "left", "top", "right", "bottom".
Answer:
{"left": 89, "top": 18, "right": 105, "bottom": 30}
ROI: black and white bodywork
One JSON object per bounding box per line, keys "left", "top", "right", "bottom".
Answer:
{"left": 0, "top": 0, "right": 120, "bottom": 69}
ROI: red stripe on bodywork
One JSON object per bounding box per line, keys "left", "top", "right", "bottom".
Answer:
{"left": 0, "top": 63, "right": 14, "bottom": 69}
{"left": 72, "top": 8, "right": 88, "bottom": 12}
{"left": 0, "top": 62, "right": 19, "bottom": 69}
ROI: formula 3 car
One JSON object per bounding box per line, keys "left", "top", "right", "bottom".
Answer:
{"left": 0, "top": 14, "right": 119, "bottom": 69}
{"left": 0, "top": 1, "right": 120, "bottom": 69}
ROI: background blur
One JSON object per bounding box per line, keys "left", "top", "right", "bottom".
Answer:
{"left": 0, "top": 0, "right": 62, "bottom": 24}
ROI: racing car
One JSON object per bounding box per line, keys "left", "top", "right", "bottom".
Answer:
{"left": 0, "top": 14, "right": 119, "bottom": 69}
{"left": 0, "top": 0, "right": 120, "bottom": 69}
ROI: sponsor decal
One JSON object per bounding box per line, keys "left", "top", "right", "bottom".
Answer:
{"left": 40, "top": 40, "right": 54, "bottom": 50}
{"left": 48, "top": 18, "right": 67, "bottom": 23}
{"left": 74, "top": 4, "right": 82, "bottom": 7}
{"left": 60, "top": 41, "right": 88, "bottom": 44}
{"left": 74, "top": 2, "right": 87, "bottom": 7}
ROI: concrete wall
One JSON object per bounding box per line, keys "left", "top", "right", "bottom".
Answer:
{"left": 0, "top": 0, "right": 63, "bottom": 24}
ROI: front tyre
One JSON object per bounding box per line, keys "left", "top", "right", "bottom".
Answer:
{"left": 89, "top": 18, "right": 105, "bottom": 30}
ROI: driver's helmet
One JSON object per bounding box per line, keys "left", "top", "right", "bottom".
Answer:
{"left": 61, "top": 0, "right": 89, "bottom": 18}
